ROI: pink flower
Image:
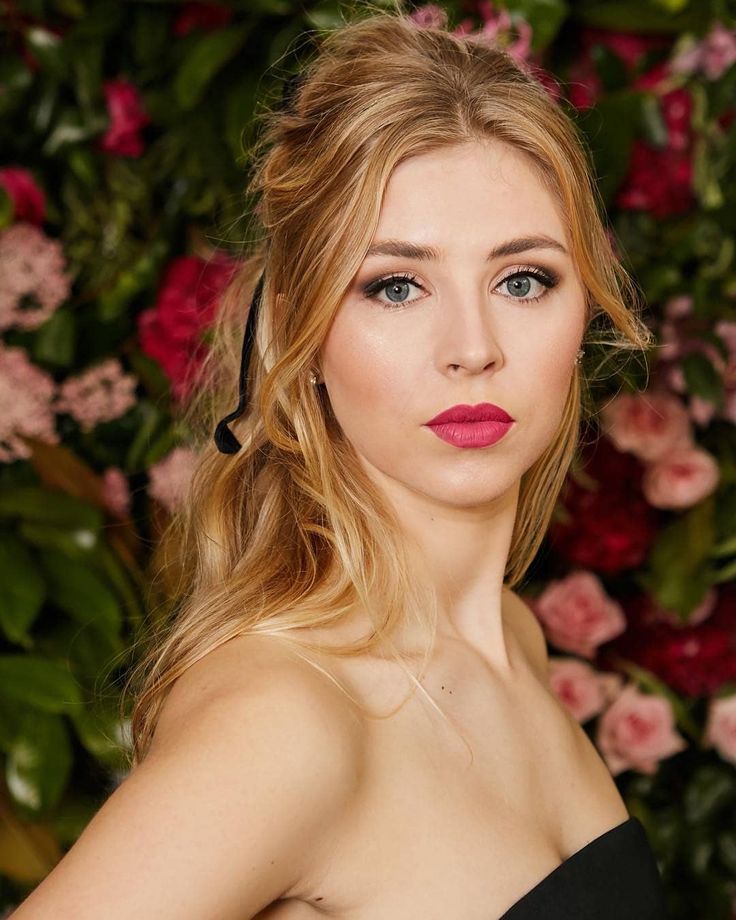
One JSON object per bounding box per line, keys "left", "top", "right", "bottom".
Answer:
{"left": 596, "top": 684, "right": 687, "bottom": 775}
{"left": 0, "top": 223, "right": 71, "bottom": 331}
{"left": 549, "top": 657, "right": 623, "bottom": 723}
{"left": 703, "top": 692, "right": 736, "bottom": 767}
{"left": 464, "top": 1, "right": 534, "bottom": 65}
{"left": 664, "top": 294, "right": 693, "bottom": 320}
{"left": 600, "top": 390, "right": 693, "bottom": 463}
{"left": 147, "top": 445, "right": 198, "bottom": 513}
{"left": 99, "top": 79, "right": 151, "bottom": 158}
{"left": 671, "top": 22, "right": 736, "bottom": 81}
{"left": 101, "top": 466, "right": 132, "bottom": 519}
{"left": 642, "top": 444, "right": 720, "bottom": 509}
{"left": 408, "top": 3, "right": 446, "bottom": 29}
{"left": 0, "top": 167, "right": 46, "bottom": 225}
{"left": 533, "top": 571, "right": 627, "bottom": 658}
{"left": 0, "top": 343, "right": 59, "bottom": 463}
{"left": 54, "top": 358, "right": 138, "bottom": 432}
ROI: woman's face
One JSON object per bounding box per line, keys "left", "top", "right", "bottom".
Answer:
{"left": 319, "top": 139, "right": 588, "bottom": 509}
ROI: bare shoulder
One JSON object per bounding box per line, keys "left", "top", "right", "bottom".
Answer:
{"left": 10, "top": 633, "right": 364, "bottom": 920}
{"left": 150, "top": 631, "right": 366, "bottom": 757}
{"left": 502, "top": 587, "right": 550, "bottom": 685}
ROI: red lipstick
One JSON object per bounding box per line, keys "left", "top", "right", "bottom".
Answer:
{"left": 424, "top": 402, "right": 515, "bottom": 449}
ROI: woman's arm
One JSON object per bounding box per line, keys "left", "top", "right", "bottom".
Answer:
{"left": 9, "top": 638, "right": 363, "bottom": 920}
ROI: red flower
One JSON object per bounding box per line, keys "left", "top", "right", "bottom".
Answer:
{"left": 173, "top": 2, "right": 234, "bottom": 36}
{"left": 98, "top": 79, "right": 151, "bottom": 158}
{"left": 549, "top": 437, "right": 659, "bottom": 574}
{"left": 599, "top": 586, "right": 736, "bottom": 697}
{"left": 0, "top": 167, "right": 46, "bottom": 225}
{"left": 137, "top": 255, "right": 237, "bottom": 403}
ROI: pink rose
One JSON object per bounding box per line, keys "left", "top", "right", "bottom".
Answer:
{"left": 642, "top": 444, "right": 720, "bottom": 509}
{"left": 703, "top": 693, "right": 736, "bottom": 767}
{"left": 0, "top": 167, "right": 46, "bottom": 225}
{"left": 549, "top": 657, "right": 623, "bottom": 723}
{"left": 596, "top": 684, "right": 687, "bottom": 776}
{"left": 533, "top": 571, "right": 627, "bottom": 658}
{"left": 99, "top": 79, "right": 151, "bottom": 158}
{"left": 600, "top": 390, "right": 693, "bottom": 463}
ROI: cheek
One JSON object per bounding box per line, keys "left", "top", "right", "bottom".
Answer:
{"left": 321, "top": 313, "right": 417, "bottom": 431}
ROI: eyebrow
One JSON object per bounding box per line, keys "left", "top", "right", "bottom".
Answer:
{"left": 365, "top": 234, "right": 568, "bottom": 262}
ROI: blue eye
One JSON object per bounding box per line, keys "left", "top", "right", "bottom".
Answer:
{"left": 363, "top": 272, "right": 424, "bottom": 308}
{"left": 498, "top": 268, "right": 558, "bottom": 303}
{"left": 362, "top": 266, "right": 559, "bottom": 310}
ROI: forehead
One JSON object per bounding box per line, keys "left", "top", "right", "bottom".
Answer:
{"left": 374, "top": 140, "right": 567, "bottom": 257}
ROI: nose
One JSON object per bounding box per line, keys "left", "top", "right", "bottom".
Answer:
{"left": 438, "top": 284, "right": 504, "bottom": 377}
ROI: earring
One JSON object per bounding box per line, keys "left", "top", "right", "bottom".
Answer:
{"left": 574, "top": 348, "right": 585, "bottom": 365}
{"left": 308, "top": 370, "right": 318, "bottom": 385}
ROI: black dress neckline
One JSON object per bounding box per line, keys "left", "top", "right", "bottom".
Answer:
{"left": 497, "top": 816, "right": 668, "bottom": 919}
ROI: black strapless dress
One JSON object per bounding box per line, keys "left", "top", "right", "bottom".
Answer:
{"left": 498, "top": 816, "right": 668, "bottom": 919}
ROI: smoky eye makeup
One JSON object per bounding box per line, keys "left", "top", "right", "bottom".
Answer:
{"left": 360, "top": 264, "right": 562, "bottom": 309}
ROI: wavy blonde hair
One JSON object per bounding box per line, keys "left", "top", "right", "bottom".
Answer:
{"left": 122, "top": 2, "right": 655, "bottom": 768}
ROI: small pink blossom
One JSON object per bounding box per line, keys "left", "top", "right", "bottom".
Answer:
{"left": 101, "top": 466, "right": 132, "bottom": 518}
{"left": 533, "top": 571, "right": 627, "bottom": 658}
{"left": 54, "top": 358, "right": 138, "bottom": 432}
{"left": 549, "top": 657, "right": 623, "bottom": 723}
{"left": 0, "top": 222, "right": 71, "bottom": 331}
{"left": 147, "top": 445, "right": 198, "bottom": 513}
{"left": 464, "top": 1, "right": 534, "bottom": 65}
{"left": 671, "top": 22, "right": 736, "bottom": 81}
{"left": 600, "top": 390, "right": 693, "bottom": 463}
{"left": 408, "top": 3, "right": 446, "bottom": 29}
{"left": 664, "top": 294, "right": 693, "bottom": 320}
{"left": 688, "top": 394, "right": 717, "bottom": 427}
{"left": 0, "top": 343, "right": 59, "bottom": 463}
{"left": 0, "top": 167, "right": 46, "bottom": 225}
{"left": 642, "top": 444, "right": 720, "bottom": 509}
{"left": 596, "top": 684, "right": 687, "bottom": 776}
{"left": 703, "top": 693, "right": 736, "bottom": 767}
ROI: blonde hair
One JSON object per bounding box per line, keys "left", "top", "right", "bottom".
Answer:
{"left": 122, "top": 2, "right": 654, "bottom": 768}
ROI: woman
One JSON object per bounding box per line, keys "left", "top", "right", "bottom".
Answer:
{"left": 10, "top": 6, "right": 668, "bottom": 920}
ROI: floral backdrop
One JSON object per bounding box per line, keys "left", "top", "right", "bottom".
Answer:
{"left": 0, "top": 0, "right": 735, "bottom": 916}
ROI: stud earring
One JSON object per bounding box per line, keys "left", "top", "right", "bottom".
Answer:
{"left": 308, "top": 370, "right": 318, "bottom": 385}
{"left": 574, "top": 348, "right": 585, "bottom": 365}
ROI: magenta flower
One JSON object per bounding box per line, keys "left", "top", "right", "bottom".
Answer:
{"left": 0, "top": 167, "right": 46, "bottom": 225}
{"left": 99, "top": 79, "right": 151, "bottom": 158}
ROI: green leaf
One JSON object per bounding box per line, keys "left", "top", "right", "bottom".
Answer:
{"left": 24, "top": 26, "right": 67, "bottom": 78}
{"left": 0, "top": 656, "right": 82, "bottom": 714}
{"left": 0, "top": 532, "right": 44, "bottom": 646}
{"left": 503, "top": 0, "right": 570, "bottom": 51}
{"left": 69, "top": 701, "right": 129, "bottom": 768}
{"left": 96, "top": 238, "right": 169, "bottom": 321}
{"left": 6, "top": 710, "right": 73, "bottom": 814}
{"left": 174, "top": 25, "right": 252, "bottom": 111}
{"left": 19, "top": 521, "right": 99, "bottom": 557}
{"left": 684, "top": 764, "right": 736, "bottom": 824}
{"left": 576, "top": 91, "right": 640, "bottom": 204}
{"left": 0, "top": 486, "right": 103, "bottom": 530}
{"left": 32, "top": 309, "right": 76, "bottom": 368}
{"left": 681, "top": 351, "right": 725, "bottom": 409}
{"left": 42, "top": 108, "right": 108, "bottom": 156}
{"left": 39, "top": 548, "right": 122, "bottom": 637}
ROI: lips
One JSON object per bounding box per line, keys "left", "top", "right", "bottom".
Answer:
{"left": 425, "top": 402, "right": 514, "bottom": 426}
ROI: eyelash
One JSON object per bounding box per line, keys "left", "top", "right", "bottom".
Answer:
{"left": 362, "top": 265, "right": 560, "bottom": 310}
